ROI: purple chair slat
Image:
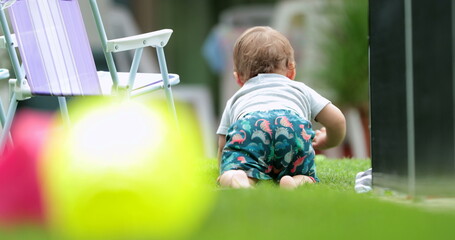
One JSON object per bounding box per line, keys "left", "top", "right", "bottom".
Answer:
{"left": 8, "top": 0, "right": 101, "bottom": 96}
{"left": 59, "top": 0, "right": 101, "bottom": 95}
{"left": 8, "top": 0, "right": 50, "bottom": 95}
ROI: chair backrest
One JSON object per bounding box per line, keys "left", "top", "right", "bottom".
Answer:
{"left": 8, "top": 0, "right": 101, "bottom": 96}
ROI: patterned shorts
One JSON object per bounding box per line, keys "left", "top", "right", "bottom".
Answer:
{"left": 220, "top": 109, "right": 318, "bottom": 182}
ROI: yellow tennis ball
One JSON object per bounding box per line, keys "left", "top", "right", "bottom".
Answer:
{"left": 39, "top": 97, "right": 214, "bottom": 240}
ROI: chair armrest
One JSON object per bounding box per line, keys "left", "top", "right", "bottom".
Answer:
{"left": 106, "top": 29, "right": 173, "bottom": 53}
{"left": 0, "top": 34, "right": 17, "bottom": 49}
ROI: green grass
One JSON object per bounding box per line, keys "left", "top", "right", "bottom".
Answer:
{"left": 2, "top": 158, "right": 455, "bottom": 240}
{"left": 204, "top": 155, "right": 371, "bottom": 191}
{"left": 187, "top": 157, "right": 455, "bottom": 240}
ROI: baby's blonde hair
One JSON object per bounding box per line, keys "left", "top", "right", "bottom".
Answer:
{"left": 233, "top": 26, "right": 295, "bottom": 80}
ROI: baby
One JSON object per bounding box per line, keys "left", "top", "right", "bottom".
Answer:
{"left": 216, "top": 26, "right": 346, "bottom": 189}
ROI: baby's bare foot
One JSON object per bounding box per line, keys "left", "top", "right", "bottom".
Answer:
{"left": 279, "top": 175, "right": 297, "bottom": 189}
{"left": 231, "top": 170, "right": 252, "bottom": 188}
{"left": 294, "top": 175, "right": 315, "bottom": 185}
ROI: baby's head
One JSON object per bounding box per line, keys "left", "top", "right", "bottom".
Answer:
{"left": 233, "top": 26, "right": 295, "bottom": 85}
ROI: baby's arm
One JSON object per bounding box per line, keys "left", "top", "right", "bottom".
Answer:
{"left": 217, "top": 134, "right": 226, "bottom": 167}
{"left": 312, "top": 104, "right": 346, "bottom": 150}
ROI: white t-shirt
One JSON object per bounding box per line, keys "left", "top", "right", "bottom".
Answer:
{"left": 216, "top": 73, "right": 330, "bottom": 135}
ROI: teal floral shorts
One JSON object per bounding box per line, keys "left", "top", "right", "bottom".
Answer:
{"left": 220, "top": 109, "right": 318, "bottom": 182}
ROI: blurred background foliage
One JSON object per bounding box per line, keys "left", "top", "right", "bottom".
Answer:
{"left": 1, "top": 0, "right": 369, "bottom": 117}
{"left": 128, "top": 0, "right": 278, "bottom": 114}
{"left": 0, "top": 0, "right": 370, "bottom": 159}
{"left": 313, "top": 0, "right": 369, "bottom": 108}
{"left": 126, "top": 0, "right": 368, "bottom": 112}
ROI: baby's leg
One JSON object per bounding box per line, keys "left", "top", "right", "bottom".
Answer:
{"left": 279, "top": 175, "right": 315, "bottom": 189}
{"left": 219, "top": 170, "right": 256, "bottom": 188}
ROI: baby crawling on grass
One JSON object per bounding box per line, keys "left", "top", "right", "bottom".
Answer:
{"left": 216, "top": 26, "right": 346, "bottom": 189}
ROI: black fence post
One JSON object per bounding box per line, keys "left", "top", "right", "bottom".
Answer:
{"left": 370, "top": 0, "right": 455, "bottom": 196}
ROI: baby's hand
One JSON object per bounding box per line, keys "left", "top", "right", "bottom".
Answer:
{"left": 312, "top": 127, "right": 328, "bottom": 150}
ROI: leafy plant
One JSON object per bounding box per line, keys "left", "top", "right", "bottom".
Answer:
{"left": 314, "top": 0, "right": 369, "bottom": 107}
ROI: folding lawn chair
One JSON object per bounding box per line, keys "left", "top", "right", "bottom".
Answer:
{"left": 0, "top": 0, "right": 180, "bottom": 152}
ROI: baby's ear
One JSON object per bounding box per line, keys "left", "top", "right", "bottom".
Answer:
{"left": 286, "top": 62, "right": 296, "bottom": 80}
{"left": 233, "top": 72, "right": 245, "bottom": 86}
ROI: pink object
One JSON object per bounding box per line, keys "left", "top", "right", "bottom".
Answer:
{"left": 0, "top": 109, "right": 53, "bottom": 227}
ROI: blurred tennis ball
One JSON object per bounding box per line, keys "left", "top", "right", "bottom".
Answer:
{"left": 39, "top": 97, "right": 214, "bottom": 240}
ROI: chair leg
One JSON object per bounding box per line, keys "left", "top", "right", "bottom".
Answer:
{"left": 89, "top": 0, "right": 119, "bottom": 90}
{"left": 0, "top": 94, "right": 6, "bottom": 127}
{"left": 127, "top": 48, "right": 144, "bottom": 96}
{"left": 58, "top": 97, "right": 71, "bottom": 126}
{"left": 0, "top": 93, "right": 18, "bottom": 152}
{"left": 0, "top": 69, "right": 10, "bottom": 126}
{"left": 156, "top": 47, "right": 178, "bottom": 125}
{"left": 0, "top": 91, "right": 14, "bottom": 145}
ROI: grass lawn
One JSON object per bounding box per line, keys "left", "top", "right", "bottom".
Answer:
{"left": 188, "top": 157, "right": 455, "bottom": 240}
{"left": 2, "top": 157, "right": 455, "bottom": 240}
